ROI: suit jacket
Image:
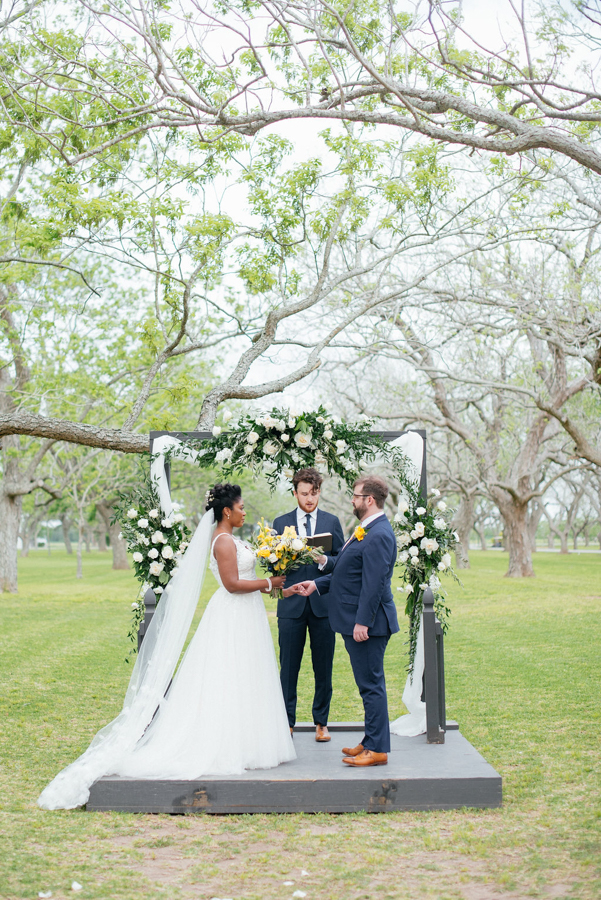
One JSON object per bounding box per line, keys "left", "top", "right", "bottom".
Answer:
{"left": 314, "top": 514, "right": 400, "bottom": 637}
{"left": 272, "top": 508, "right": 344, "bottom": 619}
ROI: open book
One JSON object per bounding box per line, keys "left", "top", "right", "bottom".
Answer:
{"left": 306, "top": 532, "right": 333, "bottom": 553}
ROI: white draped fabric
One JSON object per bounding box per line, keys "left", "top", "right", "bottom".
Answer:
{"left": 38, "top": 437, "right": 213, "bottom": 809}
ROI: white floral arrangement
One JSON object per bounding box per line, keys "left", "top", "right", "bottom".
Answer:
{"left": 392, "top": 487, "right": 459, "bottom": 674}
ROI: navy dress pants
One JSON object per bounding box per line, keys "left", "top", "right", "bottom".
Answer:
{"left": 343, "top": 633, "right": 391, "bottom": 753}
{"left": 278, "top": 599, "right": 336, "bottom": 728}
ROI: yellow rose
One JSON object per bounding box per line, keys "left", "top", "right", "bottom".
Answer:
{"left": 354, "top": 525, "right": 366, "bottom": 542}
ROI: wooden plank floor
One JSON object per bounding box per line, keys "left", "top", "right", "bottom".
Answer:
{"left": 86, "top": 725, "right": 501, "bottom": 814}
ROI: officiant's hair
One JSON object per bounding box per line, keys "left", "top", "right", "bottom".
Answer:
{"left": 205, "top": 483, "right": 242, "bottom": 521}
{"left": 355, "top": 476, "right": 388, "bottom": 508}
{"left": 292, "top": 467, "right": 323, "bottom": 491}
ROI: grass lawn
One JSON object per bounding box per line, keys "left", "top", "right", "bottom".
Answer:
{"left": 1, "top": 548, "right": 600, "bottom": 900}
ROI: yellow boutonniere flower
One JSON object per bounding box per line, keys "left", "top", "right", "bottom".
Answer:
{"left": 354, "top": 526, "right": 366, "bottom": 542}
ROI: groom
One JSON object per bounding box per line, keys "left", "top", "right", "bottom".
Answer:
{"left": 294, "top": 476, "right": 399, "bottom": 767}
{"left": 274, "top": 468, "right": 344, "bottom": 742}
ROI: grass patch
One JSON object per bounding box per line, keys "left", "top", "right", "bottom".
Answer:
{"left": 0, "top": 548, "right": 599, "bottom": 899}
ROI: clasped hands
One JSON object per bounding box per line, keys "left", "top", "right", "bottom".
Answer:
{"left": 281, "top": 581, "right": 370, "bottom": 642}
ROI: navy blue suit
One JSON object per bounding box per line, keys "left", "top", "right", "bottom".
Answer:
{"left": 315, "top": 513, "right": 399, "bottom": 753}
{"left": 273, "top": 508, "right": 344, "bottom": 728}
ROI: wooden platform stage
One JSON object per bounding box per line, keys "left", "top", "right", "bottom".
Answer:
{"left": 86, "top": 723, "right": 501, "bottom": 814}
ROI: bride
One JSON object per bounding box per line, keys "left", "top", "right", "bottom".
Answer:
{"left": 38, "top": 483, "right": 296, "bottom": 810}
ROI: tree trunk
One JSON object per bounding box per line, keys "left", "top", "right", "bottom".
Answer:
{"left": 452, "top": 494, "right": 475, "bottom": 569}
{"left": 496, "top": 497, "right": 535, "bottom": 577}
{"left": 61, "top": 514, "right": 73, "bottom": 554}
{"left": 0, "top": 490, "right": 22, "bottom": 592}
{"left": 476, "top": 522, "right": 487, "bottom": 551}
{"left": 76, "top": 521, "right": 84, "bottom": 578}
{"left": 96, "top": 519, "right": 108, "bottom": 552}
{"left": 527, "top": 501, "right": 543, "bottom": 553}
{"left": 84, "top": 526, "right": 91, "bottom": 554}
{"left": 97, "top": 500, "right": 129, "bottom": 570}
{"left": 19, "top": 524, "right": 30, "bottom": 557}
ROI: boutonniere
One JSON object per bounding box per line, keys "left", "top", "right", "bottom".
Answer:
{"left": 354, "top": 525, "right": 366, "bottom": 542}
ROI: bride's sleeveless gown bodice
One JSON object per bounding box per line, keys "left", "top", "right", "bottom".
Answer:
{"left": 112, "top": 534, "right": 295, "bottom": 778}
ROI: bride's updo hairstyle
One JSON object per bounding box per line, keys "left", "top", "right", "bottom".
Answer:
{"left": 205, "top": 483, "right": 242, "bottom": 522}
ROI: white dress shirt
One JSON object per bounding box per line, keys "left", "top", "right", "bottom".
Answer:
{"left": 296, "top": 507, "right": 318, "bottom": 537}
{"left": 360, "top": 511, "right": 386, "bottom": 529}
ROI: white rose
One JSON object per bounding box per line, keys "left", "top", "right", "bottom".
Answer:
{"left": 410, "top": 556, "right": 420, "bottom": 566}
{"left": 433, "top": 517, "right": 446, "bottom": 530}
{"left": 161, "top": 545, "right": 174, "bottom": 560}
{"left": 180, "top": 541, "right": 189, "bottom": 550}
{"left": 420, "top": 537, "right": 439, "bottom": 555}
{"left": 288, "top": 416, "right": 296, "bottom": 428}
{"left": 323, "top": 429, "right": 333, "bottom": 440}
{"left": 255, "top": 416, "right": 264, "bottom": 426}
{"left": 263, "top": 460, "right": 277, "bottom": 474}
{"left": 437, "top": 561, "right": 447, "bottom": 571}
{"left": 394, "top": 513, "right": 404, "bottom": 523}
{"left": 141, "top": 537, "right": 149, "bottom": 546}
{"left": 414, "top": 522, "right": 425, "bottom": 537}
{"left": 137, "top": 518, "right": 149, "bottom": 529}
{"left": 416, "top": 506, "right": 426, "bottom": 515}
{"left": 403, "top": 583, "right": 413, "bottom": 593}
{"left": 131, "top": 601, "right": 139, "bottom": 609}
{"left": 148, "top": 508, "right": 159, "bottom": 519}
{"left": 335, "top": 438, "right": 347, "bottom": 450}
{"left": 408, "top": 546, "right": 419, "bottom": 557}
{"left": 154, "top": 586, "right": 164, "bottom": 594}
{"left": 263, "top": 440, "right": 279, "bottom": 456}
{"left": 149, "top": 561, "right": 164, "bottom": 576}
{"left": 397, "top": 500, "right": 409, "bottom": 514}
{"left": 442, "top": 553, "right": 452, "bottom": 567}
{"left": 216, "top": 448, "right": 233, "bottom": 463}
{"left": 429, "top": 574, "right": 441, "bottom": 591}
{"left": 431, "top": 488, "right": 441, "bottom": 498}
{"left": 295, "top": 432, "right": 312, "bottom": 448}
{"left": 437, "top": 501, "right": 447, "bottom": 511}
{"left": 282, "top": 467, "right": 294, "bottom": 478}
{"left": 212, "top": 425, "right": 222, "bottom": 436}
{"left": 244, "top": 443, "right": 255, "bottom": 455}
{"left": 173, "top": 513, "right": 184, "bottom": 523}
{"left": 222, "top": 410, "right": 233, "bottom": 423}
{"left": 127, "top": 508, "right": 138, "bottom": 519}
{"left": 268, "top": 553, "right": 278, "bottom": 563}
{"left": 397, "top": 531, "right": 411, "bottom": 547}
{"left": 151, "top": 530, "right": 165, "bottom": 543}
{"left": 291, "top": 538, "right": 304, "bottom": 551}
{"left": 161, "top": 517, "right": 173, "bottom": 528}
{"left": 132, "top": 551, "right": 143, "bottom": 563}
{"left": 420, "top": 583, "right": 429, "bottom": 591}
{"left": 281, "top": 433, "right": 290, "bottom": 442}
{"left": 247, "top": 431, "right": 260, "bottom": 444}
{"left": 148, "top": 548, "right": 159, "bottom": 559}
{"left": 398, "top": 550, "right": 409, "bottom": 563}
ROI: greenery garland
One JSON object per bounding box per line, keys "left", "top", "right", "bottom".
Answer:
{"left": 115, "top": 406, "right": 458, "bottom": 671}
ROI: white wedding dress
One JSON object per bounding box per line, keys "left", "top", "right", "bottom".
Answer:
{"left": 115, "top": 533, "right": 296, "bottom": 778}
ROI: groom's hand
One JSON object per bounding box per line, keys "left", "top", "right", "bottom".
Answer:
{"left": 353, "top": 624, "right": 369, "bottom": 642}
{"left": 294, "top": 580, "right": 317, "bottom": 596}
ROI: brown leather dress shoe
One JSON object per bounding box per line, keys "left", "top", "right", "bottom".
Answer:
{"left": 341, "top": 742, "right": 364, "bottom": 756}
{"left": 290, "top": 727, "right": 294, "bottom": 736}
{"left": 315, "top": 725, "right": 331, "bottom": 742}
{"left": 342, "top": 749, "right": 388, "bottom": 767}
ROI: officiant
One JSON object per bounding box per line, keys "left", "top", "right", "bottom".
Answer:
{"left": 274, "top": 468, "right": 345, "bottom": 742}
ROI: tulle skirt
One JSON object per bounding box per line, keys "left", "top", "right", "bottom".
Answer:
{"left": 114, "top": 587, "right": 296, "bottom": 778}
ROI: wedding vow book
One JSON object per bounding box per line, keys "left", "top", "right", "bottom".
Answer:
{"left": 306, "top": 533, "right": 333, "bottom": 552}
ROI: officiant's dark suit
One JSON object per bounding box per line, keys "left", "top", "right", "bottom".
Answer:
{"left": 314, "top": 506, "right": 399, "bottom": 755}
{"left": 273, "top": 476, "right": 344, "bottom": 732}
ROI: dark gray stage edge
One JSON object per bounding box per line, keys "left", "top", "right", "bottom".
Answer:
{"left": 87, "top": 725, "right": 501, "bottom": 814}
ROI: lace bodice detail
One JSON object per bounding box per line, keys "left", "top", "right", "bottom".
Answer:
{"left": 210, "top": 533, "right": 257, "bottom": 586}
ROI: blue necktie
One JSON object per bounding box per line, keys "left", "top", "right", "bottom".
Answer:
{"left": 305, "top": 514, "right": 313, "bottom": 536}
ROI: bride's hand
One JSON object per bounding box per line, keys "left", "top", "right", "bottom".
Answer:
{"left": 271, "top": 575, "right": 286, "bottom": 590}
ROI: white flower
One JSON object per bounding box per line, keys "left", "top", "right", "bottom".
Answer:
{"left": 281, "top": 433, "right": 290, "bottom": 442}
{"left": 268, "top": 553, "right": 278, "bottom": 563}
{"left": 149, "top": 561, "right": 164, "bottom": 576}
{"left": 397, "top": 500, "right": 409, "bottom": 514}
{"left": 222, "top": 410, "right": 233, "bottom": 423}
{"left": 323, "top": 429, "right": 333, "bottom": 440}
{"left": 282, "top": 467, "right": 294, "bottom": 478}
{"left": 431, "top": 488, "right": 441, "bottom": 498}
{"left": 408, "top": 545, "right": 419, "bottom": 557}
{"left": 212, "top": 425, "right": 222, "bottom": 436}
{"left": 416, "top": 506, "right": 426, "bottom": 515}
{"left": 335, "top": 439, "right": 347, "bottom": 454}
{"left": 442, "top": 552, "right": 452, "bottom": 567}
{"left": 215, "top": 448, "right": 233, "bottom": 463}
{"left": 398, "top": 550, "right": 409, "bottom": 563}
{"left": 173, "top": 513, "right": 184, "bottom": 523}
{"left": 180, "top": 541, "right": 189, "bottom": 550}
{"left": 161, "top": 517, "right": 173, "bottom": 528}
{"left": 263, "top": 440, "right": 279, "bottom": 456}
{"left": 131, "top": 602, "right": 139, "bottom": 610}
{"left": 132, "top": 552, "right": 143, "bottom": 563}
{"left": 419, "top": 583, "right": 429, "bottom": 591}
{"left": 255, "top": 416, "right": 264, "bottom": 427}
{"left": 316, "top": 415, "right": 325, "bottom": 423}
{"left": 127, "top": 508, "right": 137, "bottom": 519}
{"left": 148, "top": 508, "right": 159, "bottom": 519}
{"left": 141, "top": 537, "right": 149, "bottom": 546}
{"left": 154, "top": 586, "right": 164, "bottom": 594}
{"left": 247, "top": 431, "right": 260, "bottom": 444}
{"left": 148, "top": 548, "right": 159, "bottom": 559}
{"left": 414, "top": 521, "right": 425, "bottom": 537}
{"left": 263, "top": 460, "right": 277, "bottom": 474}
{"left": 397, "top": 531, "right": 411, "bottom": 547}
{"left": 288, "top": 416, "right": 296, "bottom": 428}
{"left": 137, "top": 518, "right": 149, "bottom": 529}
{"left": 437, "top": 561, "right": 447, "bottom": 571}
{"left": 410, "top": 556, "right": 420, "bottom": 566}
{"left": 420, "top": 537, "right": 439, "bottom": 555}
{"left": 433, "top": 517, "right": 446, "bottom": 530}
{"left": 291, "top": 538, "right": 304, "bottom": 551}
{"left": 314, "top": 450, "right": 326, "bottom": 464}
{"left": 295, "top": 432, "right": 312, "bottom": 448}
{"left": 403, "top": 583, "right": 413, "bottom": 593}
{"left": 161, "top": 545, "right": 174, "bottom": 560}
{"left": 244, "top": 443, "right": 255, "bottom": 455}
{"left": 429, "top": 574, "right": 441, "bottom": 591}
{"left": 394, "top": 513, "right": 405, "bottom": 524}
{"left": 437, "top": 501, "right": 447, "bottom": 511}
{"left": 151, "top": 530, "right": 165, "bottom": 544}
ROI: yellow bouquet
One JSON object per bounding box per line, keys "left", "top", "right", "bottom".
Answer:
{"left": 252, "top": 519, "right": 323, "bottom": 598}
